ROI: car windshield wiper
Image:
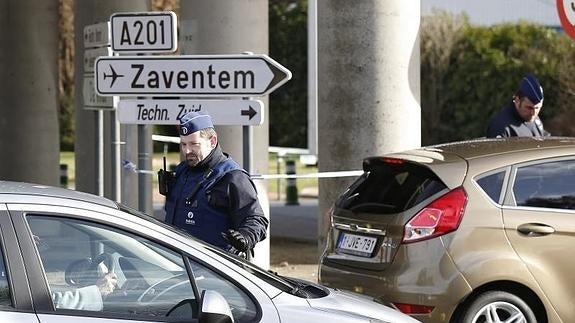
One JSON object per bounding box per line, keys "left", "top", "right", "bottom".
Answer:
{"left": 282, "top": 276, "right": 329, "bottom": 298}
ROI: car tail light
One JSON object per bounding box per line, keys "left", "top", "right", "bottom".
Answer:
{"left": 382, "top": 157, "right": 404, "bottom": 165}
{"left": 403, "top": 187, "right": 467, "bottom": 243}
{"left": 393, "top": 302, "right": 434, "bottom": 314}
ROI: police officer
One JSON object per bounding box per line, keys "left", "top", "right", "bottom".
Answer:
{"left": 486, "top": 74, "right": 551, "bottom": 138}
{"left": 160, "top": 111, "right": 268, "bottom": 257}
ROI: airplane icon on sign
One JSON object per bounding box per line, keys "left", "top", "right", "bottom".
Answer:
{"left": 103, "top": 65, "right": 124, "bottom": 87}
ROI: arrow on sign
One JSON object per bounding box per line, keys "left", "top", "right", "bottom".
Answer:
{"left": 95, "top": 54, "right": 292, "bottom": 97}
{"left": 241, "top": 106, "right": 257, "bottom": 120}
{"left": 117, "top": 99, "right": 265, "bottom": 126}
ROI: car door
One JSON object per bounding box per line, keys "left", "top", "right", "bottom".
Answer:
{"left": 502, "top": 157, "right": 575, "bottom": 321}
{"left": 0, "top": 205, "right": 40, "bottom": 323}
{"left": 8, "top": 202, "right": 275, "bottom": 323}
{"left": 8, "top": 206, "right": 201, "bottom": 323}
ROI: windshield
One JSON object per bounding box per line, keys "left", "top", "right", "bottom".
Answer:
{"left": 118, "top": 204, "right": 300, "bottom": 293}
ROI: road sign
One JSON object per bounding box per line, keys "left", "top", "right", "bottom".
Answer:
{"left": 110, "top": 11, "right": 177, "bottom": 53}
{"left": 84, "top": 47, "right": 112, "bottom": 73}
{"left": 84, "top": 22, "right": 110, "bottom": 49}
{"left": 94, "top": 54, "right": 292, "bottom": 97}
{"left": 557, "top": 0, "right": 575, "bottom": 39}
{"left": 84, "top": 76, "right": 113, "bottom": 109}
{"left": 117, "top": 99, "right": 264, "bottom": 125}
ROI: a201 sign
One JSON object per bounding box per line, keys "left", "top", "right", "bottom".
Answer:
{"left": 110, "top": 11, "right": 178, "bottom": 53}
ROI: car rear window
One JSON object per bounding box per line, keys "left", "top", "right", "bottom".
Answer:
{"left": 335, "top": 158, "right": 447, "bottom": 214}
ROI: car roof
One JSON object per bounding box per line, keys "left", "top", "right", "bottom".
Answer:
{"left": 429, "top": 136, "right": 575, "bottom": 160}
{"left": 0, "top": 180, "right": 118, "bottom": 208}
{"left": 378, "top": 137, "right": 575, "bottom": 189}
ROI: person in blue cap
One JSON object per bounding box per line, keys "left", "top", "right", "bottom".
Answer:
{"left": 159, "top": 111, "right": 268, "bottom": 258}
{"left": 486, "top": 74, "right": 551, "bottom": 138}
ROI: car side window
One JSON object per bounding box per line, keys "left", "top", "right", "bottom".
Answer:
{"left": 0, "top": 238, "right": 12, "bottom": 308}
{"left": 189, "top": 258, "right": 258, "bottom": 323}
{"left": 476, "top": 171, "right": 506, "bottom": 204}
{"left": 27, "top": 216, "right": 196, "bottom": 321}
{"left": 513, "top": 159, "right": 575, "bottom": 210}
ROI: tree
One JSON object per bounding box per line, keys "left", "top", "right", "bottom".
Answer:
{"left": 59, "top": 0, "right": 75, "bottom": 150}
{"left": 421, "top": 12, "right": 575, "bottom": 143}
{"left": 420, "top": 10, "right": 467, "bottom": 145}
{"left": 269, "top": 0, "right": 308, "bottom": 148}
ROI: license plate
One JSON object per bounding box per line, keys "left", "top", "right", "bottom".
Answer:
{"left": 337, "top": 232, "right": 377, "bottom": 257}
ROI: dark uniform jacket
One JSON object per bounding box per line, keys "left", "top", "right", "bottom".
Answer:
{"left": 486, "top": 102, "right": 550, "bottom": 138}
{"left": 164, "top": 144, "right": 268, "bottom": 252}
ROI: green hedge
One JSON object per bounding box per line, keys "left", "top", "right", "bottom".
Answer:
{"left": 422, "top": 12, "right": 575, "bottom": 144}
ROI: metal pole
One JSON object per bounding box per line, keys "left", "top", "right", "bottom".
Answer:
{"left": 113, "top": 108, "right": 122, "bottom": 202}
{"left": 285, "top": 159, "right": 299, "bottom": 205}
{"left": 98, "top": 110, "right": 104, "bottom": 196}
{"left": 138, "top": 124, "right": 153, "bottom": 214}
{"left": 60, "top": 164, "right": 68, "bottom": 188}
{"left": 308, "top": 0, "right": 318, "bottom": 157}
{"left": 276, "top": 150, "right": 285, "bottom": 200}
{"left": 136, "top": 45, "right": 153, "bottom": 214}
{"left": 242, "top": 125, "right": 253, "bottom": 173}
{"left": 276, "top": 154, "right": 281, "bottom": 200}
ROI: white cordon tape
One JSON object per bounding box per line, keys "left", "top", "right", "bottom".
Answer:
{"left": 127, "top": 158, "right": 364, "bottom": 179}
{"left": 251, "top": 170, "right": 363, "bottom": 180}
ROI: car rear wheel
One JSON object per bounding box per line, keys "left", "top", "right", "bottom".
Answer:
{"left": 462, "top": 291, "right": 537, "bottom": 323}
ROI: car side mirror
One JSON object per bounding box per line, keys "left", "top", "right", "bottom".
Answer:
{"left": 199, "top": 290, "right": 234, "bottom": 323}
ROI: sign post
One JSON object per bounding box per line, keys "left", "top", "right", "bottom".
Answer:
{"left": 83, "top": 22, "right": 112, "bottom": 198}
{"left": 84, "top": 22, "right": 110, "bottom": 49}
{"left": 108, "top": 12, "right": 178, "bottom": 215}
{"left": 94, "top": 11, "right": 292, "bottom": 220}
{"left": 84, "top": 46, "right": 113, "bottom": 109}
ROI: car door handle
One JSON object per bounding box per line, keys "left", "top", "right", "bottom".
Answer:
{"left": 516, "top": 223, "right": 555, "bottom": 236}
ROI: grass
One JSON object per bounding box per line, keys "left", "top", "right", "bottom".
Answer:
{"left": 60, "top": 151, "right": 76, "bottom": 182}
{"left": 59, "top": 151, "right": 318, "bottom": 199}
{"left": 267, "top": 153, "right": 318, "bottom": 199}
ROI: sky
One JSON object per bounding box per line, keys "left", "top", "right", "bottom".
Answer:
{"left": 421, "top": 0, "right": 561, "bottom": 26}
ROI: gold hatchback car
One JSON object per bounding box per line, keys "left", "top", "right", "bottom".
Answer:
{"left": 319, "top": 137, "right": 575, "bottom": 323}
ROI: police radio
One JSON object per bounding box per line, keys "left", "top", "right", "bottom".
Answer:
{"left": 158, "top": 156, "right": 175, "bottom": 196}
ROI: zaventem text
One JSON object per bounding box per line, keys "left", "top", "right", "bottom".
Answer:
{"left": 130, "top": 64, "right": 255, "bottom": 89}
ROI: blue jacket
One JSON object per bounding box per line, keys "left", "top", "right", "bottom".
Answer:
{"left": 486, "top": 102, "right": 550, "bottom": 138}
{"left": 164, "top": 145, "right": 268, "bottom": 252}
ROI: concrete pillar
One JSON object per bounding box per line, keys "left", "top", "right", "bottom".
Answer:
{"left": 0, "top": 0, "right": 59, "bottom": 185}
{"left": 317, "top": 0, "right": 421, "bottom": 249}
{"left": 179, "top": 0, "right": 269, "bottom": 177}
{"left": 74, "top": 0, "right": 148, "bottom": 208}
{"left": 180, "top": 0, "right": 270, "bottom": 268}
{"left": 73, "top": 0, "right": 97, "bottom": 193}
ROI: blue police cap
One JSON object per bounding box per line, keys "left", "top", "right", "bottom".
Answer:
{"left": 519, "top": 74, "right": 543, "bottom": 104}
{"left": 179, "top": 111, "right": 214, "bottom": 136}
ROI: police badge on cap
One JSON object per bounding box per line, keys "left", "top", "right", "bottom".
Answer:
{"left": 179, "top": 112, "right": 214, "bottom": 136}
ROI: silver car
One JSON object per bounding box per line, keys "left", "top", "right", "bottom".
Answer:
{"left": 0, "top": 181, "right": 418, "bottom": 323}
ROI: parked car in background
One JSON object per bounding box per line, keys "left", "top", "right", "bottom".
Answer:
{"left": 0, "top": 181, "right": 418, "bottom": 323}
{"left": 320, "top": 137, "right": 575, "bottom": 323}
